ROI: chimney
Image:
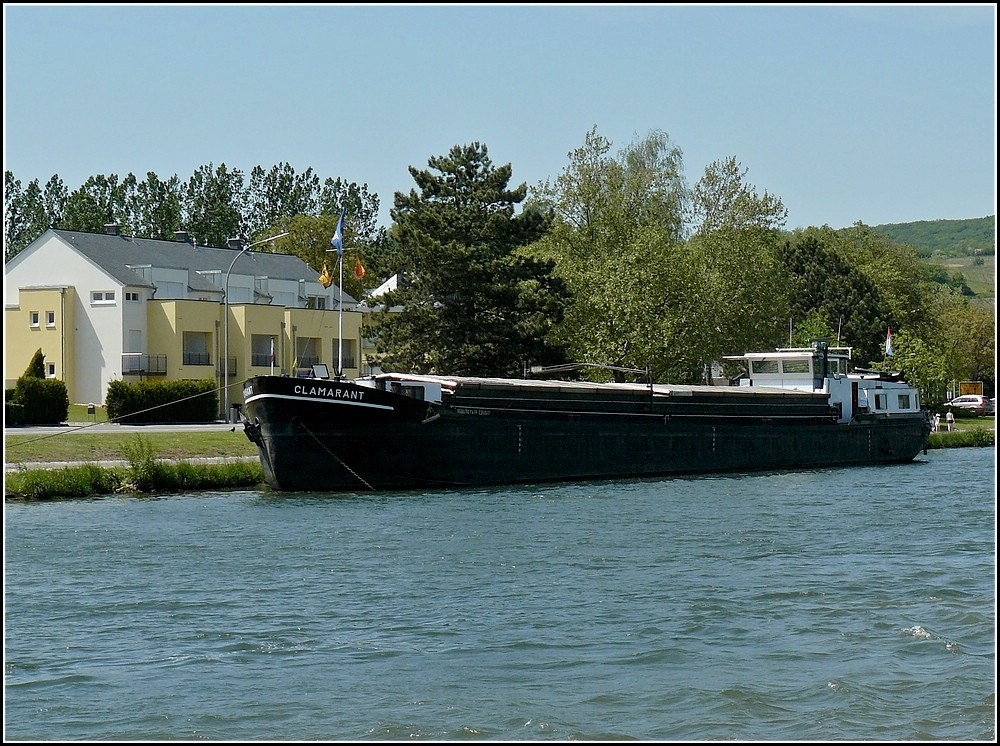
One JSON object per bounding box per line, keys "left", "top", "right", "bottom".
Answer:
{"left": 227, "top": 237, "right": 244, "bottom": 251}
{"left": 174, "top": 231, "right": 190, "bottom": 243}
{"left": 104, "top": 223, "right": 120, "bottom": 236}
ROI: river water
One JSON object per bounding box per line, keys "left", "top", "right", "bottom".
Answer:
{"left": 4, "top": 447, "right": 996, "bottom": 741}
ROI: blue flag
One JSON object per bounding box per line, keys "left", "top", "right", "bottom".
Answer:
{"left": 331, "top": 208, "right": 345, "bottom": 256}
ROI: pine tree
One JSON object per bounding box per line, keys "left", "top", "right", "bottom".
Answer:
{"left": 369, "top": 143, "right": 569, "bottom": 376}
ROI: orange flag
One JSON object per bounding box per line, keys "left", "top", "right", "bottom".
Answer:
{"left": 318, "top": 262, "right": 333, "bottom": 288}
{"left": 354, "top": 254, "right": 366, "bottom": 280}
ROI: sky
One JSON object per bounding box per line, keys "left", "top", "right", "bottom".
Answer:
{"left": 3, "top": 4, "right": 996, "bottom": 233}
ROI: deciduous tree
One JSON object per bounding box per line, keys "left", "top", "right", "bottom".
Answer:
{"left": 529, "top": 128, "right": 695, "bottom": 380}
{"left": 183, "top": 163, "right": 245, "bottom": 247}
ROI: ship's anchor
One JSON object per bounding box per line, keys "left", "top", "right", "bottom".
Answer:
{"left": 296, "top": 419, "right": 375, "bottom": 491}
{"left": 242, "top": 419, "right": 263, "bottom": 447}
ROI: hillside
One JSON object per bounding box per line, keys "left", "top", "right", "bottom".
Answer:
{"left": 872, "top": 216, "right": 995, "bottom": 258}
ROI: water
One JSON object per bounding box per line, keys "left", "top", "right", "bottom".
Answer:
{"left": 4, "top": 448, "right": 996, "bottom": 741}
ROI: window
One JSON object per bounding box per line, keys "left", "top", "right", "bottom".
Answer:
{"left": 47, "top": 363, "right": 56, "bottom": 378}
{"left": 897, "top": 394, "right": 911, "bottom": 409}
{"left": 781, "top": 359, "right": 810, "bottom": 374}
{"left": 296, "top": 337, "right": 321, "bottom": 368}
{"left": 750, "top": 360, "right": 779, "bottom": 375}
{"left": 401, "top": 385, "right": 425, "bottom": 401}
{"left": 196, "top": 270, "right": 223, "bottom": 288}
{"left": 29, "top": 311, "right": 39, "bottom": 327}
{"left": 46, "top": 311, "right": 56, "bottom": 327}
{"left": 251, "top": 334, "right": 278, "bottom": 367}
{"left": 874, "top": 393, "right": 887, "bottom": 410}
{"left": 306, "top": 296, "right": 328, "bottom": 310}
{"left": 125, "top": 292, "right": 140, "bottom": 302}
{"left": 91, "top": 291, "right": 116, "bottom": 304}
{"left": 332, "top": 338, "right": 357, "bottom": 369}
{"left": 126, "top": 264, "right": 153, "bottom": 282}
{"left": 182, "top": 331, "right": 211, "bottom": 366}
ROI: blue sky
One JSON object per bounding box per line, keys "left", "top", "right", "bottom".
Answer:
{"left": 3, "top": 4, "right": 996, "bottom": 232}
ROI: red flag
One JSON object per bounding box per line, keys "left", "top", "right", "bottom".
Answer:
{"left": 354, "top": 254, "right": 366, "bottom": 280}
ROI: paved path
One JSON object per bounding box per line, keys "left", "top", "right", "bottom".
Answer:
{"left": 8, "top": 422, "right": 239, "bottom": 435}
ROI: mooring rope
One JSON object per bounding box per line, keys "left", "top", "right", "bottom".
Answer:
{"left": 297, "top": 420, "right": 375, "bottom": 491}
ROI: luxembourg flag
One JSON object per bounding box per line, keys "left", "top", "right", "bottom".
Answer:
{"left": 330, "top": 208, "right": 345, "bottom": 256}
{"left": 885, "top": 327, "right": 894, "bottom": 357}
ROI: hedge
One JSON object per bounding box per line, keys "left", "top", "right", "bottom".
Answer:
{"left": 105, "top": 379, "right": 219, "bottom": 424}
{"left": 6, "top": 377, "right": 70, "bottom": 425}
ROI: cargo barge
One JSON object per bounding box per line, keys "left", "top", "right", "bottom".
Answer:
{"left": 240, "top": 342, "right": 931, "bottom": 492}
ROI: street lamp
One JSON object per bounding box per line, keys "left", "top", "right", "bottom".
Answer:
{"left": 223, "top": 232, "right": 289, "bottom": 420}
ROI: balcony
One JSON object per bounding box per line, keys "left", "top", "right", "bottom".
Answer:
{"left": 183, "top": 352, "right": 211, "bottom": 366}
{"left": 121, "top": 353, "right": 167, "bottom": 376}
{"left": 216, "top": 357, "right": 237, "bottom": 377}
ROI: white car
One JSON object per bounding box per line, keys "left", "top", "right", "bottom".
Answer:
{"left": 944, "top": 394, "right": 994, "bottom": 417}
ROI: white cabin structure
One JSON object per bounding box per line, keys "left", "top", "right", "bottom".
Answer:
{"left": 726, "top": 344, "right": 922, "bottom": 424}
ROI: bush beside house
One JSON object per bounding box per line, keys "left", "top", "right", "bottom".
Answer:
{"left": 5, "top": 349, "right": 70, "bottom": 425}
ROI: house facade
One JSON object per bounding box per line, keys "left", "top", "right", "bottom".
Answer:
{"left": 4, "top": 226, "right": 372, "bottom": 416}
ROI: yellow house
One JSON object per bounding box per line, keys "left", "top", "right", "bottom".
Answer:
{"left": 5, "top": 227, "right": 372, "bottom": 418}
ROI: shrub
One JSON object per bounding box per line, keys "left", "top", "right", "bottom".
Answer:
{"left": 12, "top": 376, "right": 69, "bottom": 425}
{"left": 23, "top": 348, "right": 46, "bottom": 379}
{"left": 5, "top": 395, "right": 25, "bottom": 426}
{"left": 106, "top": 379, "right": 218, "bottom": 424}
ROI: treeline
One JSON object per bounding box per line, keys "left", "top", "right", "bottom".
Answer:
{"left": 873, "top": 216, "right": 995, "bottom": 258}
{"left": 4, "top": 127, "right": 995, "bottom": 402}
{"left": 3, "top": 163, "right": 391, "bottom": 301}
{"left": 3, "top": 163, "right": 388, "bottom": 262}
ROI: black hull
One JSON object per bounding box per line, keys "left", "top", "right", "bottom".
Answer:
{"left": 241, "top": 376, "right": 931, "bottom": 492}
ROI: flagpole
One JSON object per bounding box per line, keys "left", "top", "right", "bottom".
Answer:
{"left": 338, "top": 253, "right": 344, "bottom": 378}
{"left": 327, "top": 207, "right": 347, "bottom": 380}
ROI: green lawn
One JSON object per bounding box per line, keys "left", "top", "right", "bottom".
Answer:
{"left": 67, "top": 403, "right": 110, "bottom": 423}
{"left": 5, "top": 430, "right": 259, "bottom": 464}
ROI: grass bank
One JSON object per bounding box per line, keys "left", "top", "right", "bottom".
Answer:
{"left": 928, "top": 426, "right": 996, "bottom": 449}
{"left": 5, "top": 434, "right": 264, "bottom": 500}
{"left": 5, "top": 458, "right": 265, "bottom": 500}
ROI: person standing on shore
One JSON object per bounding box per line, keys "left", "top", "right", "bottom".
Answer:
{"left": 945, "top": 410, "right": 955, "bottom": 432}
